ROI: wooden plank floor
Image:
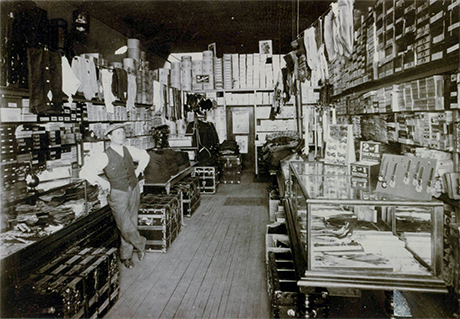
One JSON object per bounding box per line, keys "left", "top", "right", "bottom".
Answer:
{"left": 106, "top": 170, "right": 456, "bottom": 319}
{"left": 106, "top": 172, "right": 272, "bottom": 319}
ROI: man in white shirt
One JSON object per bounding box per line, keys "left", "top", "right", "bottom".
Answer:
{"left": 80, "top": 123, "right": 150, "bottom": 269}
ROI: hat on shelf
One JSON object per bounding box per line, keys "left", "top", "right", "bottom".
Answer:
{"left": 104, "top": 123, "right": 129, "bottom": 136}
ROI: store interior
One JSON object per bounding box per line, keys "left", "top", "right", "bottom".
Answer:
{"left": 1, "top": 0, "right": 459, "bottom": 318}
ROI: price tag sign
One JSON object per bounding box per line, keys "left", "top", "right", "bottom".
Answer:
{"left": 360, "top": 141, "right": 382, "bottom": 163}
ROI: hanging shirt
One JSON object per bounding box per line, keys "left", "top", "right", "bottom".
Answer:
{"left": 72, "top": 56, "right": 98, "bottom": 100}
{"left": 338, "top": 0, "right": 354, "bottom": 58}
{"left": 101, "top": 68, "right": 116, "bottom": 113}
{"left": 331, "top": 3, "right": 343, "bottom": 57}
{"left": 61, "top": 56, "right": 80, "bottom": 104}
{"left": 126, "top": 73, "right": 137, "bottom": 111}
{"left": 324, "top": 9, "right": 337, "bottom": 62}
{"left": 303, "top": 27, "right": 319, "bottom": 73}
{"left": 318, "top": 44, "right": 329, "bottom": 82}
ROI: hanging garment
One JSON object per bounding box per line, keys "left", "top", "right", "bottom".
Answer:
{"left": 186, "top": 120, "right": 219, "bottom": 164}
{"left": 153, "top": 80, "right": 162, "bottom": 113}
{"left": 294, "top": 38, "right": 311, "bottom": 82}
{"left": 337, "top": 0, "right": 354, "bottom": 58}
{"left": 126, "top": 73, "right": 137, "bottom": 110}
{"left": 112, "top": 68, "right": 128, "bottom": 103}
{"left": 6, "top": 5, "right": 49, "bottom": 88}
{"left": 169, "top": 88, "right": 177, "bottom": 121}
{"left": 173, "top": 88, "right": 182, "bottom": 120}
{"left": 101, "top": 68, "right": 116, "bottom": 113}
{"left": 288, "top": 51, "right": 298, "bottom": 95}
{"left": 281, "top": 67, "right": 291, "bottom": 103}
{"left": 324, "top": 9, "right": 337, "bottom": 62}
{"left": 162, "top": 84, "right": 168, "bottom": 117}
{"left": 304, "top": 27, "right": 322, "bottom": 85}
{"left": 61, "top": 56, "right": 80, "bottom": 104}
{"left": 315, "top": 18, "right": 323, "bottom": 50}
{"left": 71, "top": 56, "right": 98, "bottom": 100}
{"left": 27, "top": 48, "right": 64, "bottom": 114}
{"left": 303, "top": 26, "right": 321, "bottom": 84}
{"left": 318, "top": 44, "right": 329, "bottom": 82}
{"left": 271, "top": 70, "right": 284, "bottom": 119}
{"left": 84, "top": 57, "right": 99, "bottom": 100}
{"left": 331, "top": 3, "right": 343, "bottom": 57}
{"left": 303, "top": 27, "right": 319, "bottom": 71}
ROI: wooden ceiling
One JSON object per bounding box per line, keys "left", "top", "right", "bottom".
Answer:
{"left": 69, "top": 0, "right": 372, "bottom": 60}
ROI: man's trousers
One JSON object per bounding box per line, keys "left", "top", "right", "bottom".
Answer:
{"left": 107, "top": 183, "right": 146, "bottom": 260}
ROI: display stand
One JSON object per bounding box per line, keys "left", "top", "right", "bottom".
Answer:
{"left": 350, "top": 141, "right": 382, "bottom": 191}
{"left": 323, "top": 124, "right": 355, "bottom": 167}
{"left": 376, "top": 154, "right": 437, "bottom": 201}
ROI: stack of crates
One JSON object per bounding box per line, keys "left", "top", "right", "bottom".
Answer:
{"left": 266, "top": 223, "right": 300, "bottom": 319}
{"left": 192, "top": 166, "right": 218, "bottom": 194}
{"left": 220, "top": 154, "right": 242, "bottom": 184}
{"left": 172, "top": 175, "right": 201, "bottom": 217}
{"left": 10, "top": 246, "right": 119, "bottom": 319}
{"left": 138, "top": 193, "right": 182, "bottom": 253}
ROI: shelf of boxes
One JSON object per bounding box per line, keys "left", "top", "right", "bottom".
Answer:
{"left": 329, "top": 0, "right": 459, "bottom": 154}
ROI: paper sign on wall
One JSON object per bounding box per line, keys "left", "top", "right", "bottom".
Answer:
{"left": 235, "top": 135, "right": 248, "bottom": 154}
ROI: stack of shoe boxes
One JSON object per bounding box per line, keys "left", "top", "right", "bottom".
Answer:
{"left": 430, "top": 0, "right": 447, "bottom": 62}
{"left": 446, "top": 0, "right": 459, "bottom": 55}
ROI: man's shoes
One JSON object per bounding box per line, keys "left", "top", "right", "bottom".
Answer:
{"left": 138, "top": 250, "right": 145, "bottom": 261}
{"left": 122, "top": 259, "right": 134, "bottom": 269}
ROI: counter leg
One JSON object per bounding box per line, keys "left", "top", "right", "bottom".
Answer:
{"left": 320, "top": 290, "right": 330, "bottom": 318}
{"left": 304, "top": 293, "right": 315, "bottom": 318}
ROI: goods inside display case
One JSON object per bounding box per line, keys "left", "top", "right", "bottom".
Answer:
{"left": 286, "top": 160, "right": 446, "bottom": 287}
{"left": 0, "top": 180, "right": 100, "bottom": 259}
{"left": 303, "top": 203, "right": 433, "bottom": 275}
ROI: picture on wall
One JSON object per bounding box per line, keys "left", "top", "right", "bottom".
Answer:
{"left": 259, "top": 40, "right": 273, "bottom": 56}
{"left": 235, "top": 135, "right": 248, "bottom": 154}
{"left": 232, "top": 109, "right": 249, "bottom": 134}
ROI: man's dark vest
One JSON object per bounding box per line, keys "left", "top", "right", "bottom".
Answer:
{"left": 104, "top": 147, "right": 137, "bottom": 191}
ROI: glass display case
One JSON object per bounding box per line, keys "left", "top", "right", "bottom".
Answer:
{"left": 284, "top": 161, "right": 448, "bottom": 317}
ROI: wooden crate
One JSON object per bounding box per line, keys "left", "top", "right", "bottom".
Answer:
{"left": 267, "top": 251, "right": 299, "bottom": 319}
{"left": 220, "top": 155, "right": 242, "bottom": 184}
{"left": 143, "top": 224, "right": 182, "bottom": 253}
{"left": 12, "top": 273, "right": 86, "bottom": 318}
{"left": 172, "top": 175, "right": 201, "bottom": 217}
{"left": 30, "top": 246, "right": 120, "bottom": 319}
{"left": 139, "top": 193, "right": 181, "bottom": 226}
{"left": 193, "top": 166, "right": 218, "bottom": 194}
{"left": 221, "top": 166, "right": 241, "bottom": 184}
{"left": 138, "top": 195, "right": 182, "bottom": 253}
